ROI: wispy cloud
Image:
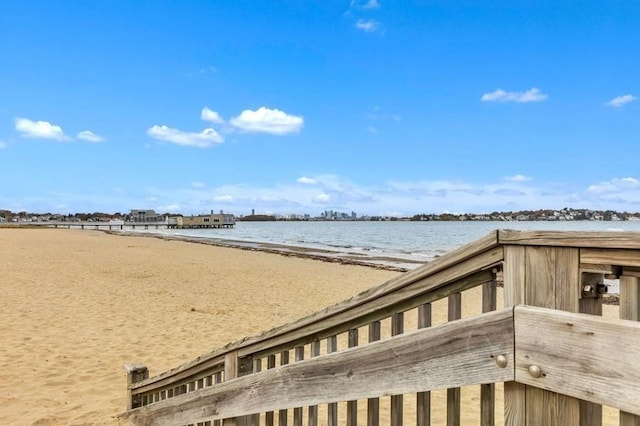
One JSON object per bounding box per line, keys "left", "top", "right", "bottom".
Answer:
{"left": 351, "top": 0, "right": 380, "bottom": 9}
{"left": 192, "top": 182, "right": 205, "bottom": 188}
{"left": 146, "top": 125, "right": 223, "bottom": 148}
{"left": 15, "top": 118, "right": 70, "bottom": 141}
{"left": 77, "top": 130, "right": 105, "bottom": 143}
{"left": 297, "top": 177, "right": 317, "bottom": 185}
{"left": 481, "top": 88, "right": 548, "bottom": 103}
{"left": 201, "top": 107, "right": 224, "bottom": 124}
{"left": 355, "top": 19, "right": 380, "bottom": 32}
{"left": 587, "top": 177, "right": 640, "bottom": 194}
{"left": 229, "top": 107, "right": 303, "bottom": 135}
{"left": 505, "top": 174, "right": 533, "bottom": 182}
{"left": 607, "top": 94, "right": 637, "bottom": 108}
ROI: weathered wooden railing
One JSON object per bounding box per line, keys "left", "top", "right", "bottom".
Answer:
{"left": 120, "top": 230, "right": 640, "bottom": 426}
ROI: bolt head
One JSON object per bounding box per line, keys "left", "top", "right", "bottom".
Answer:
{"left": 528, "top": 365, "right": 542, "bottom": 378}
{"left": 495, "top": 354, "right": 508, "bottom": 368}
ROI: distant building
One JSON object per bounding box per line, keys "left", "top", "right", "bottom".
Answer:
{"left": 173, "top": 211, "right": 236, "bottom": 228}
{"left": 129, "top": 209, "right": 165, "bottom": 223}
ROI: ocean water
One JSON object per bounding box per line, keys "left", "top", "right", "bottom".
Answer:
{"left": 134, "top": 219, "right": 640, "bottom": 272}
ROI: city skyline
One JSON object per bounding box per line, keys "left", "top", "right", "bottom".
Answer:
{"left": 1, "top": 2, "right": 638, "bottom": 216}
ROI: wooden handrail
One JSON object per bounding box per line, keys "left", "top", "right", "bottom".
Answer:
{"left": 121, "top": 306, "right": 640, "bottom": 425}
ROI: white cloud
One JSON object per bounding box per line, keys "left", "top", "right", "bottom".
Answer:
{"left": 607, "top": 94, "right": 637, "bottom": 108}
{"left": 298, "top": 177, "right": 317, "bottom": 185}
{"left": 229, "top": 107, "right": 303, "bottom": 135}
{"left": 505, "top": 174, "right": 533, "bottom": 182}
{"left": 15, "top": 118, "right": 69, "bottom": 141}
{"left": 314, "top": 193, "right": 331, "bottom": 203}
{"left": 201, "top": 107, "right": 224, "bottom": 124}
{"left": 355, "top": 19, "right": 380, "bottom": 32}
{"left": 587, "top": 177, "right": 640, "bottom": 194}
{"left": 351, "top": 0, "right": 380, "bottom": 9}
{"left": 481, "top": 88, "right": 548, "bottom": 103}
{"left": 77, "top": 130, "right": 105, "bottom": 143}
{"left": 213, "top": 195, "right": 234, "bottom": 202}
{"left": 146, "top": 125, "right": 223, "bottom": 148}
{"left": 0, "top": 141, "right": 7, "bottom": 149}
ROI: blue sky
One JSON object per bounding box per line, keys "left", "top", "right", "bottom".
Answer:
{"left": 1, "top": 1, "right": 638, "bottom": 216}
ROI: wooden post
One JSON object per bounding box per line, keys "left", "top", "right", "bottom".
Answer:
{"left": 125, "top": 363, "right": 148, "bottom": 410}
{"left": 224, "top": 352, "right": 239, "bottom": 426}
{"left": 503, "top": 245, "right": 582, "bottom": 426}
{"left": 417, "top": 304, "right": 431, "bottom": 426}
{"left": 447, "top": 294, "right": 461, "bottom": 426}
{"left": 249, "top": 358, "right": 262, "bottom": 426}
{"left": 620, "top": 275, "right": 640, "bottom": 426}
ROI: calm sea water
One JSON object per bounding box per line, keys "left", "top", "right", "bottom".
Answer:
{"left": 136, "top": 220, "right": 640, "bottom": 270}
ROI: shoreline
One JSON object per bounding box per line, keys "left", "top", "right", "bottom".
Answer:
{"left": 106, "top": 229, "right": 421, "bottom": 272}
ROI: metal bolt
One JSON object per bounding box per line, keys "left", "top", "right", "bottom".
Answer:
{"left": 582, "top": 284, "right": 592, "bottom": 294}
{"left": 495, "top": 354, "right": 508, "bottom": 368}
{"left": 528, "top": 365, "right": 542, "bottom": 378}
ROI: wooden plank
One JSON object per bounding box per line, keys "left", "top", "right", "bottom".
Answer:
{"left": 514, "top": 306, "right": 640, "bottom": 416}
{"left": 580, "top": 248, "right": 640, "bottom": 268}
{"left": 391, "top": 312, "right": 404, "bottom": 426}
{"left": 121, "top": 308, "right": 515, "bottom": 426}
{"left": 249, "top": 359, "right": 262, "bottom": 426}
{"left": 502, "top": 245, "right": 526, "bottom": 426}
{"left": 447, "top": 294, "right": 461, "bottom": 426}
{"left": 499, "top": 230, "right": 640, "bottom": 249}
{"left": 620, "top": 276, "right": 640, "bottom": 426}
{"left": 367, "top": 321, "right": 381, "bottom": 426}
{"left": 481, "top": 281, "right": 497, "bottom": 426}
{"left": 417, "top": 304, "right": 431, "bottom": 426}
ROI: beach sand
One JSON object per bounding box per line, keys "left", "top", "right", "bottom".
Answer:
{"left": 0, "top": 228, "right": 621, "bottom": 425}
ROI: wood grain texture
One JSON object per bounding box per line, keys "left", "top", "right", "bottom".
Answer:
{"left": 580, "top": 248, "right": 640, "bottom": 268}
{"left": 481, "top": 282, "right": 497, "bottom": 426}
{"left": 514, "top": 306, "right": 640, "bottom": 416}
{"left": 447, "top": 294, "right": 462, "bottom": 426}
{"left": 499, "top": 230, "right": 640, "bottom": 249}
{"left": 417, "top": 304, "right": 431, "bottom": 426}
{"left": 502, "top": 245, "right": 526, "bottom": 426}
{"left": 367, "top": 321, "right": 381, "bottom": 426}
{"left": 121, "top": 308, "right": 515, "bottom": 426}
{"left": 620, "top": 275, "right": 640, "bottom": 426}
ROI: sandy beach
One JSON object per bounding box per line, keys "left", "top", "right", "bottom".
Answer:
{"left": 0, "top": 228, "right": 621, "bottom": 425}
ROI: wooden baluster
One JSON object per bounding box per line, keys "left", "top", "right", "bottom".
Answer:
{"left": 417, "top": 304, "right": 431, "bottom": 426}
{"left": 293, "top": 347, "right": 304, "bottom": 426}
{"left": 214, "top": 371, "right": 223, "bottom": 426}
{"left": 391, "top": 312, "right": 404, "bottom": 426}
{"left": 249, "top": 358, "right": 262, "bottom": 426}
{"left": 327, "top": 335, "right": 338, "bottom": 426}
{"left": 368, "top": 321, "right": 381, "bottom": 426}
{"left": 308, "top": 340, "right": 320, "bottom": 426}
{"left": 447, "top": 294, "right": 461, "bottom": 426}
{"left": 223, "top": 352, "right": 239, "bottom": 426}
{"left": 481, "top": 281, "right": 497, "bottom": 426}
{"left": 265, "top": 355, "right": 276, "bottom": 426}
{"left": 620, "top": 275, "right": 640, "bottom": 426}
{"left": 347, "top": 329, "right": 359, "bottom": 426}
{"left": 279, "top": 351, "right": 290, "bottom": 426}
